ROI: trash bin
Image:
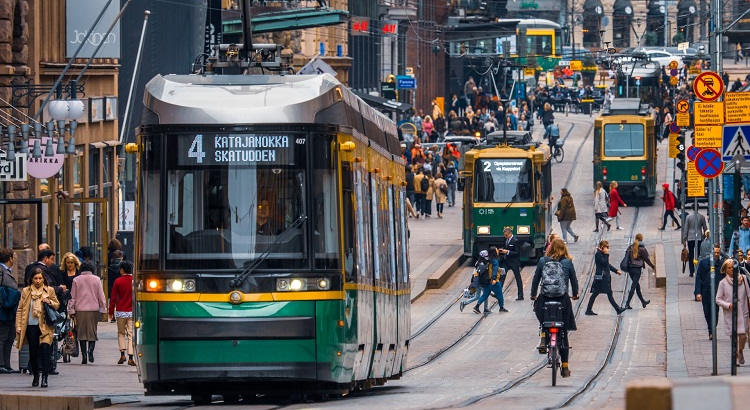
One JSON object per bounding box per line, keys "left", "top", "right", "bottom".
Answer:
{"left": 581, "top": 99, "right": 594, "bottom": 115}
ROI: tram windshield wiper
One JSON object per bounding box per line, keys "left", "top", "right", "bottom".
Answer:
{"left": 229, "top": 215, "right": 308, "bottom": 289}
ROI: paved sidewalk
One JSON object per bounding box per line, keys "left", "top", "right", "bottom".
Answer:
{"left": 408, "top": 193, "right": 465, "bottom": 301}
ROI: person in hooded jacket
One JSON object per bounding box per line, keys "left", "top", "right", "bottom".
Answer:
{"left": 585, "top": 240, "right": 625, "bottom": 315}
{"left": 471, "top": 250, "right": 493, "bottom": 314}
{"left": 658, "top": 183, "right": 681, "bottom": 230}
{"left": 624, "top": 234, "right": 655, "bottom": 309}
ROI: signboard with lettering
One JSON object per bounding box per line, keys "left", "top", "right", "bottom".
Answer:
{"left": 569, "top": 60, "right": 582, "bottom": 71}
{"left": 396, "top": 75, "right": 416, "bottom": 89}
{"left": 66, "top": 0, "right": 120, "bottom": 58}
{"left": 351, "top": 17, "right": 370, "bottom": 36}
{"left": 693, "top": 125, "right": 723, "bottom": 148}
{"left": 0, "top": 153, "right": 27, "bottom": 181}
{"left": 694, "top": 101, "right": 725, "bottom": 125}
{"left": 725, "top": 92, "right": 750, "bottom": 124}
{"left": 177, "top": 134, "right": 300, "bottom": 166}
{"left": 676, "top": 112, "right": 690, "bottom": 127}
{"left": 686, "top": 161, "right": 705, "bottom": 197}
{"left": 26, "top": 138, "right": 64, "bottom": 179}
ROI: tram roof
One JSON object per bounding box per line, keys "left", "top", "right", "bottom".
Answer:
{"left": 601, "top": 98, "right": 649, "bottom": 116}
{"left": 141, "top": 73, "right": 400, "bottom": 155}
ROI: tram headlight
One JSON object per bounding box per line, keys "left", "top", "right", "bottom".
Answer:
{"left": 276, "top": 278, "right": 332, "bottom": 291}
{"left": 517, "top": 225, "right": 531, "bottom": 235}
{"left": 165, "top": 279, "right": 196, "bottom": 292}
{"left": 143, "top": 279, "right": 164, "bottom": 292}
{"left": 289, "top": 279, "right": 304, "bottom": 291}
{"left": 477, "top": 226, "right": 490, "bottom": 235}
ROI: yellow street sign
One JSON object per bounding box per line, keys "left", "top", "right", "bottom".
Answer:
{"left": 724, "top": 92, "right": 750, "bottom": 123}
{"left": 687, "top": 162, "right": 705, "bottom": 197}
{"left": 669, "top": 132, "right": 680, "bottom": 158}
{"left": 693, "top": 125, "right": 723, "bottom": 148}
{"left": 523, "top": 67, "right": 536, "bottom": 76}
{"left": 676, "top": 99, "right": 690, "bottom": 113}
{"left": 693, "top": 101, "right": 725, "bottom": 125}
{"left": 669, "top": 60, "right": 679, "bottom": 70}
{"left": 670, "top": 76, "right": 679, "bottom": 86}
{"left": 688, "top": 66, "right": 701, "bottom": 75}
{"left": 570, "top": 60, "right": 582, "bottom": 71}
{"left": 676, "top": 112, "right": 690, "bottom": 127}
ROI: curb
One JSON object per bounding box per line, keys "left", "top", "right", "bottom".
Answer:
{"left": 626, "top": 375, "right": 750, "bottom": 410}
{"left": 0, "top": 394, "right": 95, "bottom": 409}
{"left": 410, "top": 253, "right": 467, "bottom": 303}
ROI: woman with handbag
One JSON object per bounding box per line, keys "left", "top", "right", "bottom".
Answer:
{"left": 623, "top": 233, "right": 655, "bottom": 309}
{"left": 715, "top": 259, "right": 750, "bottom": 365}
{"left": 15, "top": 267, "right": 60, "bottom": 387}
{"left": 586, "top": 240, "right": 625, "bottom": 315}
{"left": 68, "top": 263, "right": 106, "bottom": 364}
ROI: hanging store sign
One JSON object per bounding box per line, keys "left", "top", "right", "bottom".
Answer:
{"left": 351, "top": 17, "right": 370, "bottom": 36}
{"left": 381, "top": 20, "right": 398, "bottom": 36}
{"left": 177, "top": 133, "right": 298, "bottom": 166}
{"left": 66, "top": 0, "right": 121, "bottom": 58}
{"left": 0, "top": 153, "right": 27, "bottom": 181}
{"left": 26, "top": 138, "right": 64, "bottom": 179}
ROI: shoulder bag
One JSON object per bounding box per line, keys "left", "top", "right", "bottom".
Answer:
{"left": 619, "top": 248, "right": 631, "bottom": 272}
{"left": 43, "top": 289, "right": 63, "bottom": 326}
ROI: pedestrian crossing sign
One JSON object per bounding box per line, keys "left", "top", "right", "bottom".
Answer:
{"left": 722, "top": 125, "right": 750, "bottom": 161}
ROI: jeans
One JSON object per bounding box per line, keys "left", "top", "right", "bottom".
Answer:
{"left": 423, "top": 199, "right": 432, "bottom": 216}
{"left": 26, "top": 325, "right": 51, "bottom": 375}
{"left": 475, "top": 285, "right": 492, "bottom": 310}
{"left": 742, "top": 174, "right": 750, "bottom": 196}
{"left": 625, "top": 268, "right": 647, "bottom": 306}
{"left": 661, "top": 210, "right": 681, "bottom": 229}
{"left": 0, "top": 321, "right": 14, "bottom": 369}
{"left": 490, "top": 280, "right": 504, "bottom": 308}
{"left": 414, "top": 193, "right": 426, "bottom": 215}
{"left": 447, "top": 182, "right": 457, "bottom": 206}
{"left": 559, "top": 220, "right": 577, "bottom": 242}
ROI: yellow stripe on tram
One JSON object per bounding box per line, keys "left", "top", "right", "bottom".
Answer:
{"left": 136, "top": 290, "right": 346, "bottom": 302}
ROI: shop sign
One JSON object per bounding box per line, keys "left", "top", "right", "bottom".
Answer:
{"left": 26, "top": 138, "right": 64, "bottom": 179}
{"left": 0, "top": 153, "right": 27, "bottom": 181}
{"left": 66, "top": 0, "right": 120, "bottom": 58}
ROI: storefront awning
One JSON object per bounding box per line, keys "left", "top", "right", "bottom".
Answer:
{"left": 353, "top": 92, "right": 412, "bottom": 115}
{"left": 613, "top": 0, "right": 634, "bottom": 16}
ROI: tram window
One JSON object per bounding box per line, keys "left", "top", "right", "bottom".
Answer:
{"left": 474, "top": 159, "right": 533, "bottom": 203}
{"left": 398, "top": 190, "right": 409, "bottom": 284}
{"left": 525, "top": 35, "right": 552, "bottom": 57}
{"left": 139, "top": 138, "right": 161, "bottom": 270}
{"left": 342, "top": 162, "right": 356, "bottom": 282}
{"left": 165, "top": 133, "right": 308, "bottom": 270}
{"left": 387, "top": 187, "right": 397, "bottom": 284}
{"left": 603, "top": 124, "right": 645, "bottom": 157}
{"left": 312, "top": 140, "right": 340, "bottom": 269}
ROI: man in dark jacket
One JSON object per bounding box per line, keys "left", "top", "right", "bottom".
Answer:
{"left": 500, "top": 227, "right": 524, "bottom": 300}
{"left": 472, "top": 250, "right": 492, "bottom": 314}
{"left": 106, "top": 250, "right": 124, "bottom": 299}
{"left": 694, "top": 244, "right": 725, "bottom": 339}
{"left": 0, "top": 248, "right": 19, "bottom": 373}
{"left": 24, "top": 248, "right": 63, "bottom": 293}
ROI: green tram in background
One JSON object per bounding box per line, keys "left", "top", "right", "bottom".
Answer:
{"left": 132, "top": 73, "right": 410, "bottom": 402}
{"left": 593, "top": 99, "right": 657, "bottom": 201}
{"left": 462, "top": 131, "right": 552, "bottom": 262}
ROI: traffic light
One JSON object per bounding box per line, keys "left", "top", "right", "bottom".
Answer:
{"left": 676, "top": 134, "right": 686, "bottom": 172}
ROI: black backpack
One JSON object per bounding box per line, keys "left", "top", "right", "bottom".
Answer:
{"left": 476, "top": 262, "right": 490, "bottom": 286}
{"left": 420, "top": 177, "right": 430, "bottom": 192}
{"left": 540, "top": 258, "right": 568, "bottom": 297}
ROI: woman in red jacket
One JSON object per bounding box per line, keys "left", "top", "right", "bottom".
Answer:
{"left": 608, "top": 181, "right": 627, "bottom": 230}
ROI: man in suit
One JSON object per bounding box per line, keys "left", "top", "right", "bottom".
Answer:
{"left": 499, "top": 227, "right": 523, "bottom": 300}
{"left": 694, "top": 244, "right": 725, "bottom": 340}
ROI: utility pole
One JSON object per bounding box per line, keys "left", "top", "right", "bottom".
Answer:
{"left": 709, "top": 0, "right": 722, "bottom": 376}
{"left": 664, "top": 2, "right": 669, "bottom": 46}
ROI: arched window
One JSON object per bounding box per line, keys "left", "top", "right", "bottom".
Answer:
{"left": 612, "top": 0, "right": 633, "bottom": 48}
{"left": 583, "top": 0, "right": 604, "bottom": 48}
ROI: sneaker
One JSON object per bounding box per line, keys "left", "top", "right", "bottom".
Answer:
{"left": 459, "top": 302, "right": 465, "bottom": 312}
{"left": 616, "top": 226, "right": 624, "bottom": 230}
{"left": 605, "top": 217, "right": 613, "bottom": 222}
{"left": 498, "top": 307, "right": 509, "bottom": 312}
{"left": 675, "top": 226, "right": 681, "bottom": 231}
{"left": 483, "top": 309, "right": 492, "bottom": 314}
{"left": 472, "top": 306, "right": 481, "bottom": 314}
{"left": 585, "top": 310, "right": 597, "bottom": 316}
{"left": 574, "top": 235, "right": 579, "bottom": 242}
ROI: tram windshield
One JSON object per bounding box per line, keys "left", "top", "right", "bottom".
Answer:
{"left": 603, "top": 123, "right": 645, "bottom": 157}
{"left": 164, "top": 133, "right": 311, "bottom": 269}
{"left": 474, "top": 158, "right": 533, "bottom": 203}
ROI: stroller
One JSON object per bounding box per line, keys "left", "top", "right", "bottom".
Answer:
{"left": 54, "top": 292, "right": 76, "bottom": 364}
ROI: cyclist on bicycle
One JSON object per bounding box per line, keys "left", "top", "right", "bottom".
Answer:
{"left": 530, "top": 238, "right": 579, "bottom": 378}
{"left": 546, "top": 123, "right": 560, "bottom": 150}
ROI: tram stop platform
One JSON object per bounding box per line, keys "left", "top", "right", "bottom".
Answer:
{"left": 408, "top": 194, "right": 467, "bottom": 302}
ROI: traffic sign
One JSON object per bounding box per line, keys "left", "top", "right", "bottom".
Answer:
{"left": 687, "top": 145, "right": 701, "bottom": 161}
{"left": 396, "top": 75, "right": 416, "bottom": 89}
{"left": 686, "top": 162, "right": 705, "bottom": 197}
{"left": 689, "top": 66, "right": 701, "bottom": 75}
{"left": 570, "top": 60, "right": 582, "bottom": 71}
{"left": 694, "top": 101, "right": 724, "bottom": 125}
{"left": 523, "top": 68, "right": 535, "bottom": 76}
{"left": 670, "top": 76, "right": 679, "bottom": 86}
{"left": 693, "top": 125, "right": 722, "bottom": 147}
{"left": 722, "top": 125, "right": 750, "bottom": 161}
{"left": 724, "top": 92, "right": 750, "bottom": 123}
{"left": 676, "top": 99, "right": 690, "bottom": 113}
{"left": 670, "top": 68, "right": 679, "bottom": 77}
{"left": 694, "top": 148, "right": 724, "bottom": 178}
{"left": 670, "top": 122, "right": 680, "bottom": 134}
{"left": 0, "top": 153, "right": 27, "bottom": 181}
{"left": 669, "top": 60, "right": 679, "bottom": 70}
{"left": 693, "top": 71, "right": 724, "bottom": 102}
{"left": 669, "top": 132, "right": 681, "bottom": 158}
{"left": 676, "top": 112, "right": 690, "bottom": 127}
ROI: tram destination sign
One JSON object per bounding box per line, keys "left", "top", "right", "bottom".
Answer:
{"left": 177, "top": 133, "right": 298, "bottom": 166}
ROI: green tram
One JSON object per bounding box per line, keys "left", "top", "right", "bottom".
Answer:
{"left": 593, "top": 99, "right": 657, "bottom": 201}
{"left": 131, "top": 74, "right": 410, "bottom": 401}
{"left": 462, "top": 131, "right": 553, "bottom": 261}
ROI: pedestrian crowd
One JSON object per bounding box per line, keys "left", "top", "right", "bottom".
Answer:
{"left": 0, "top": 239, "right": 134, "bottom": 388}
{"left": 405, "top": 143, "right": 460, "bottom": 219}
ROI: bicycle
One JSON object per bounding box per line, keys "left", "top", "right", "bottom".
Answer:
{"left": 545, "top": 124, "right": 564, "bottom": 163}
{"left": 552, "top": 138, "right": 564, "bottom": 163}
{"left": 541, "top": 300, "right": 566, "bottom": 386}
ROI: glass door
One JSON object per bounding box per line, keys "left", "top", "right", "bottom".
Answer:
{"left": 60, "top": 198, "right": 109, "bottom": 294}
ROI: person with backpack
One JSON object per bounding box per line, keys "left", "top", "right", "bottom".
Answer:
{"left": 470, "top": 250, "right": 492, "bottom": 314}
{"left": 413, "top": 168, "right": 427, "bottom": 218}
{"left": 658, "top": 183, "right": 681, "bottom": 230}
{"left": 622, "top": 233, "right": 655, "bottom": 309}
{"left": 585, "top": 240, "right": 625, "bottom": 315}
{"left": 423, "top": 172, "right": 435, "bottom": 218}
{"left": 530, "top": 238, "right": 579, "bottom": 378}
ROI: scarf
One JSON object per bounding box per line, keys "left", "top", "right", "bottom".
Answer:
{"left": 29, "top": 284, "right": 46, "bottom": 322}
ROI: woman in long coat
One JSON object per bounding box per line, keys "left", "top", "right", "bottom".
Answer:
{"left": 556, "top": 188, "right": 578, "bottom": 243}
{"left": 608, "top": 181, "right": 627, "bottom": 230}
{"left": 433, "top": 172, "right": 448, "bottom": 218}
{"left": 423, "top": 172, "right": 435, "bottom": 217}
{"left": 585, "top": 240, "right": 624, "bottom": 315}
{"left": 16, "top": 267, "right": 60, "bottom": 388}
{"left": 593, "top": 181, "right": 611, "bottom": 232}
{"left": 68, "top": 263, "right": 106, "bottom": 364}
{"left": 716, "top": 259, "right": 750, "bottom": 365}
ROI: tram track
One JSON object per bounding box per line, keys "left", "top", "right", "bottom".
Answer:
{"left": 404, "top": 120, "right": 592, "bottom": 374}
{"left": 449, "top": 207, "right": 641, "bottom": 409}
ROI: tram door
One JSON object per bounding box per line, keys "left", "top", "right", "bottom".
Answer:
{"left": 59, "top": 198, "right": 109, "bottom": 294}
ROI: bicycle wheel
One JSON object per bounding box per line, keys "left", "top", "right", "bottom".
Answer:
{"left": 554, "top": 146, "right": 564, "bottom": 163}
{"left": 550, "top": 344, "right": 558, "bottom": 386}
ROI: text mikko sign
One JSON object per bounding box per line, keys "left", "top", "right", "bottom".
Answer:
{"left": 66, "top": 0, "right": 120, "bottom": 58}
